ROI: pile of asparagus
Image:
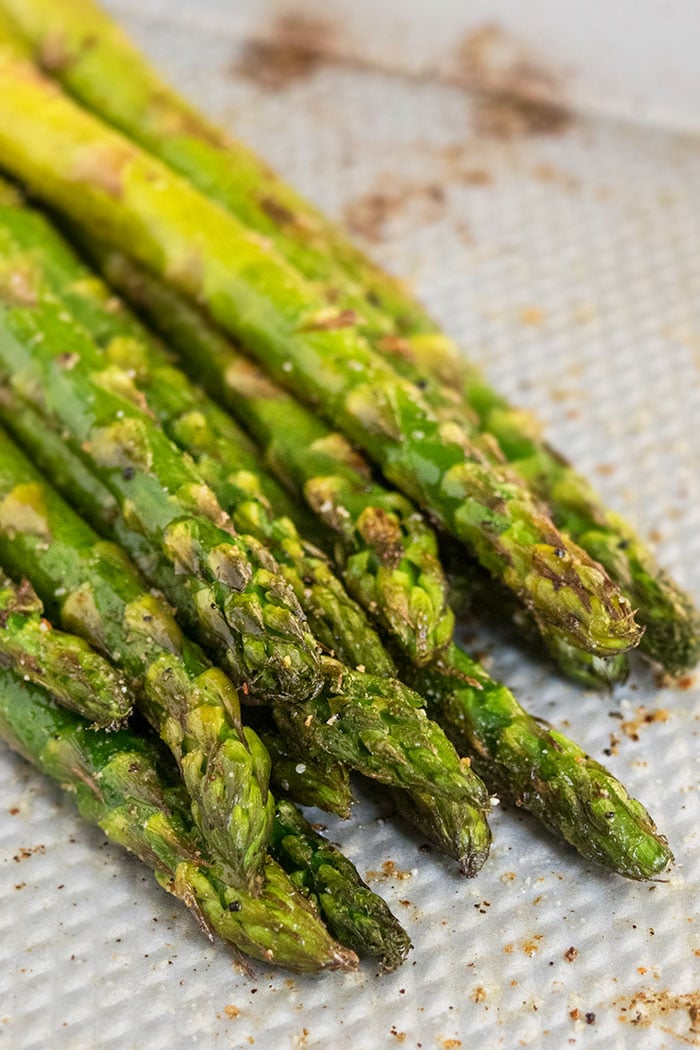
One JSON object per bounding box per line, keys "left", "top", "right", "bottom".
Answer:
{"left": 0, "top": 0, "right": 696, "bottom": 976}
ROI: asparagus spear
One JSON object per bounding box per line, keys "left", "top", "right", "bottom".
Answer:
{"left": 2, "top": 422, "right": 490, "bottom": 881}
{"left": 371, "top": 335, "right": 700, "bottom": 676}
{"left": 0, "top": 667, "right": 356, "bottom": 973}
{"left": 90, "top": 245, "right": 628, "bottom": 690}
{"left": 0, "top": 202, "right": 322, "bottom": 706}
{"left": 0, "top": 196, "right": 632, "bottom": 871}
{"left": 0, "top": 181, "right": 394, "bottom": 679}
{"left": 463, "top": 376, "right": 700, "bottom": 674}
{"left": 86, "top": 242, "right": 629, "bottom": 691}
{"left": 258, "top": 713, "right": 481, "bottom": 877}
{"left": 0, "top": 47, "right": 641, "bottom": 660}
{"left": 0, "top": 0, "right": 480, "bottom": 437}
{"left": 4, "top": 204, "right": 491, "bottom": 870}
{"left": 0, "top": 576, "right": 132, "bottom": 726}
{"left": 0, "top": 430, "right": 276, "bottom": 890}
{"left": 9, "top": 0, "right": 695, "bottom": 674}
{"left": 0, "top": 403, "right": 491, "bottom": 866}
{"left": 258, "top": 724, "right": 354, "bottom": 819}
{"left": 388, "top": 787, "right": 489, "bottom": 878}
{"left": 0, "top": 303, "right": 649, "bottom": 883}
{"left": 0, "top": 0, "right": 416, "bottom": 333}
{"left": 405, "top": 642, "right": 672, "bottom": 880}
{"left": 441, "top": 542, "right": 630, "bottom": 689}
{"left": 271, "top": 799, "right": 411, "bottom": 972}
{"left": 78, "top": 242, "right": 454, "bottom": 669}
{"left": 0, "top": 405, "right": 663, "bottom": 881}
{"left": 0, "top": 178, "right": 491, "bottom": 858}
{"left": 258, "top": 713, "right": 490, "bottom": 876}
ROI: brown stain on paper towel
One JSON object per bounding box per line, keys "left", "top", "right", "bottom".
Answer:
{"left": 613, "top": 988, "right": 700, "bottom": 1045}
{"left": 232, "top": 13, "right": 338, "bottom": 92}
{"left": 454, "top": 24, "right": 571, "bottom": 138}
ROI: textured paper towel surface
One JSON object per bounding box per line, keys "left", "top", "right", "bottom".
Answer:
{"left": 1, "top": 7, "right": 699, "bottom": 1049}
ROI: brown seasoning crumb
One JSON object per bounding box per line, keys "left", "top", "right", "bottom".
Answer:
{"left": 621, "top": 707, "right": 670, "bottom": 742}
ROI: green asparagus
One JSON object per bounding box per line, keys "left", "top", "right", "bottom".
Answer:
{"left": 0, "top": 198, "right": 322, "bottom": 706}
{"left": 0, "top": 181, "right": 394, "bottom": 679}
{"left": 0, "top": 45, "right": 641, "bottom": 660}
{"left": 0, "top": 0, "right": 420, "bottom": 338}
{"left": 90, "top": 243, "right": 628, "bottom": 690}
{"left": 258, "top": 723, "right": 354, "bottom": 819}
{"left": 463, "top": 374, "right": 700, "bottom": 673}
{"left": 21, "top": 211, "right": 493, "bottom": 871}
{"left": 78, "top": 240, "right": 454, "bottom": 668}
{"left": 0, "top": 179, "right": 491, "bottom": 858}
{"left": 405, "top": 642, "right": 672, "bottom": 880}
{"left": 5, "top": 194, "right": 626, "bottom": 861}
{"left": 258, "top": 714, "right": 483, "bottom": 877}
{"left": 0, "top": 575, "right": 131, "bottom": 726}
{"left": 441, "top": 542, "right": 630, "bottom": 689}
{"left": 389, "top": 787, "right": 489, "bottom": 878}
{"left": 0, "top": 397, "right": 492, "bottom": 872}
{"left": 271, "top": 798, "right": 411, "bottom": 972}
{"left": 9, "top": 0, "right": 694, "bottom": 673}
{"left": 0, "top": 429, "right": 275, "bottom": 890}
{"left": 0, "top": 667, "right": 357, "bottom": 973}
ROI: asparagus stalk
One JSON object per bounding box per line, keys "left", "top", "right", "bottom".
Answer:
{"left": 80, "top": 243, "right": 454, "bottom": 669}
{"left": 18, "top": 212, "right": 492, "bottom": 872}
{"left": 258, "top": 724, "right": 354, "bottom": 819}
{"left": 405, "top": 642, "right": 672, "bottom": 880}
{"left": 91, "top": 244, "right": 628, "bottom": 690}
{"left": 258, "top": 712, "right": 483, "bottom": 877}
{"left": 3, "top": 386, "right": 649, "bottom": 877}
{"left": 0, "top": 430, "right": 276, "bottom": 891}
{"left": 0, "top": 196, "right": 322, "bottom": 706}
{"left": 0, "top": 0, "right": 417, "bottom": 334}
{"left": 0, "top": 667, "right": 356, "bottom": 973}
{"left": 271, "top": 799, "right": 411, "bottom": 972}
{"left": 0, "top": 46, "right": 641, "bottom": 660}
{"left": 441, "top": 542, "right": 630, "bottom": 689}
{"left": 0, "top": 576, "right": 132, "bottom": 726}
{"left": 3, "top": 0, "right": 475, "bottom": 437}
{"left": 9, "top": 322, "right": 488, "bottom": 876}
{"left": 0, "top": 401, "right": 491, "bottom": 867}
{"left": 9, "top": 0, "right": 694, "bottom": 674}
{"left": 389, "top": 787, "right": 489, "bottom": 878}
{"left": 0, "top": 181, "right": 394, "bottom": 679}
{"left": 256, "top": 713, "right": 489, "bottom": 875}
{"left": 0, "top": 177, "right": 493, "bottom": 865}
{"left": 463, "top": 377, "right": 700, "bottom": 673}
{"left": 0, "top": 195, "right": 635, "bottom": 873}
{"left": 0, "top": 401, "right": 667, "bottom": 877}
{"left": 0, "top": 281, "right": 650, "bottom": 882}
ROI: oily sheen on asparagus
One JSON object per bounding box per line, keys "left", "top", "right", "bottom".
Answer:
{"left": 89, "top": 243, "right": 628, "bottom": 689}
{"left": 7, "top": 0, "right": 694, "bottom": 674}
{"left": 0, "top": 576, "right": 131, "bottom": 727}
{"left": 0, "top": 430, "right": 276, "bottom": 892}
{"left": 0, "top": 409, "right": 491, "bottom": 869}
{"left": 0, "top": 188, "right": 671, "bottom": 877}
{"left": 0, "top": 181, "right": 394, "bottom": 680}
{"left": 404, "top": 643, "right": 672, "bottom": 880}
{"left": 84, "top": 239, "right": 455, "bottom": 667}
{"left": 0, "top": 668, "right": 357, "bottom": 973}
{"left": 0, "top": 40, "right": 642, "bottom": 662}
